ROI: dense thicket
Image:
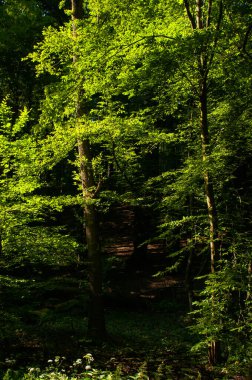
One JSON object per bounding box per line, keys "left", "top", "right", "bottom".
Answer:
{"left": 0, "top": 0, "right": 251, "bottom": 376}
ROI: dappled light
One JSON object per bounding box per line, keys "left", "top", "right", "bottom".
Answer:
{"left": 0, "top": 0, "right": 252, "bottom": 379}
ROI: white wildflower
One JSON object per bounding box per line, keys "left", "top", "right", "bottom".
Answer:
{"left": 54, "top": 356, "right": 60, "bottom": 363}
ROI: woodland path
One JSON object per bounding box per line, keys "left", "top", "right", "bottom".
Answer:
{"left": 102, "top": 206, "right": 186, "bottom": 309}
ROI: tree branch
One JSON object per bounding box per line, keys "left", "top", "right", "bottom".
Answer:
{"left": 93, "top": 177, "right": 103, "bottom": 197}
{"left": 242, "top": 24, "right": 252, "bottom": 59}
{"left": 206, "top": 0, "right": 223, "bottom": 77}
{"left": 107, "top": 34, "right": 175, "bottom": 60}
{"left": 196, "top": 0, "right": 203, "bottom": 29}
{"left": 206, "top": 0, "right": 213, "bottom": 27}
{"left": 184, "top": 0, "right": 196, "bottom": 30}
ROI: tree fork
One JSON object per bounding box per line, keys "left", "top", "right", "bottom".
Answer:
{"left": 72, "top": 0, "right": 106, "bottom": 339}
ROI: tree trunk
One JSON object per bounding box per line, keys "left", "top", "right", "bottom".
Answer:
{"left": 185, "top": 248, "right": 194, "bottom": 312}
{"left": 72, "top": 0, "right": 106, "bottom": 340}
{"left": 183, "top": 0, "right": 222, "bottom": 363}
{"left": 199, "top": 80, "right": 219, "bottom": 274}
{"left": 200, "top": 77, "right": 221, "bottom": 365}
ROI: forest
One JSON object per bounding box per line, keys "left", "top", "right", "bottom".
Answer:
{"left": 0, "top": 0, "right": 252, "bottom": 379}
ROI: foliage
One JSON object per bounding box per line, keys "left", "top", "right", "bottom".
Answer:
{"left": 191, "top": 235, "right": 252, "bottom": 373}
{"left": 0, "top": 99, "right": 81, "bottom": 265}
{"left": 0, "top": 0, "right": 252, "bottom": 375}
{"left": 1, "top": 353, "right": 196, "bottom": 380}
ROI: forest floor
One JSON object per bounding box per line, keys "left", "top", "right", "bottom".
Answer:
{"left": 0, "top": 207, "right": 245, "bottom": 379}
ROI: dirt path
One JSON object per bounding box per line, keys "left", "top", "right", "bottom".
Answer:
{"left": 103, "top": 206, "right": 185, "bottom": 308}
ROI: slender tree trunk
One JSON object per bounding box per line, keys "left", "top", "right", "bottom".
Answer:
{"left": 196, "top": 0, "right": 203, "bottom": 29}
{"left": 185, "top": 247, "right": 194, "bottom": 311}
{"left": 200, "top": 76, "right": 221, "bottom": 366}
{"left": 72, "top": 0, "right": 106, "bottom": 339}
{"left": 183, "top": 0, "right": 222, "bottom": 364}
{"left": 185, "top": 0, "right": 220, "bottom": 275}
{"left": 199, "top": 79, "right": 219, "bottom": 274}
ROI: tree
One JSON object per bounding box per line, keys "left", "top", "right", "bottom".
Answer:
{"left": 71, "top": 0, "right": 106, "bottom": 339}
{"left": 28, "top": 0, "right": 110, "bottom": 339}
{"left": 28, "top": 0, "right": 166, "bottom": 338}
